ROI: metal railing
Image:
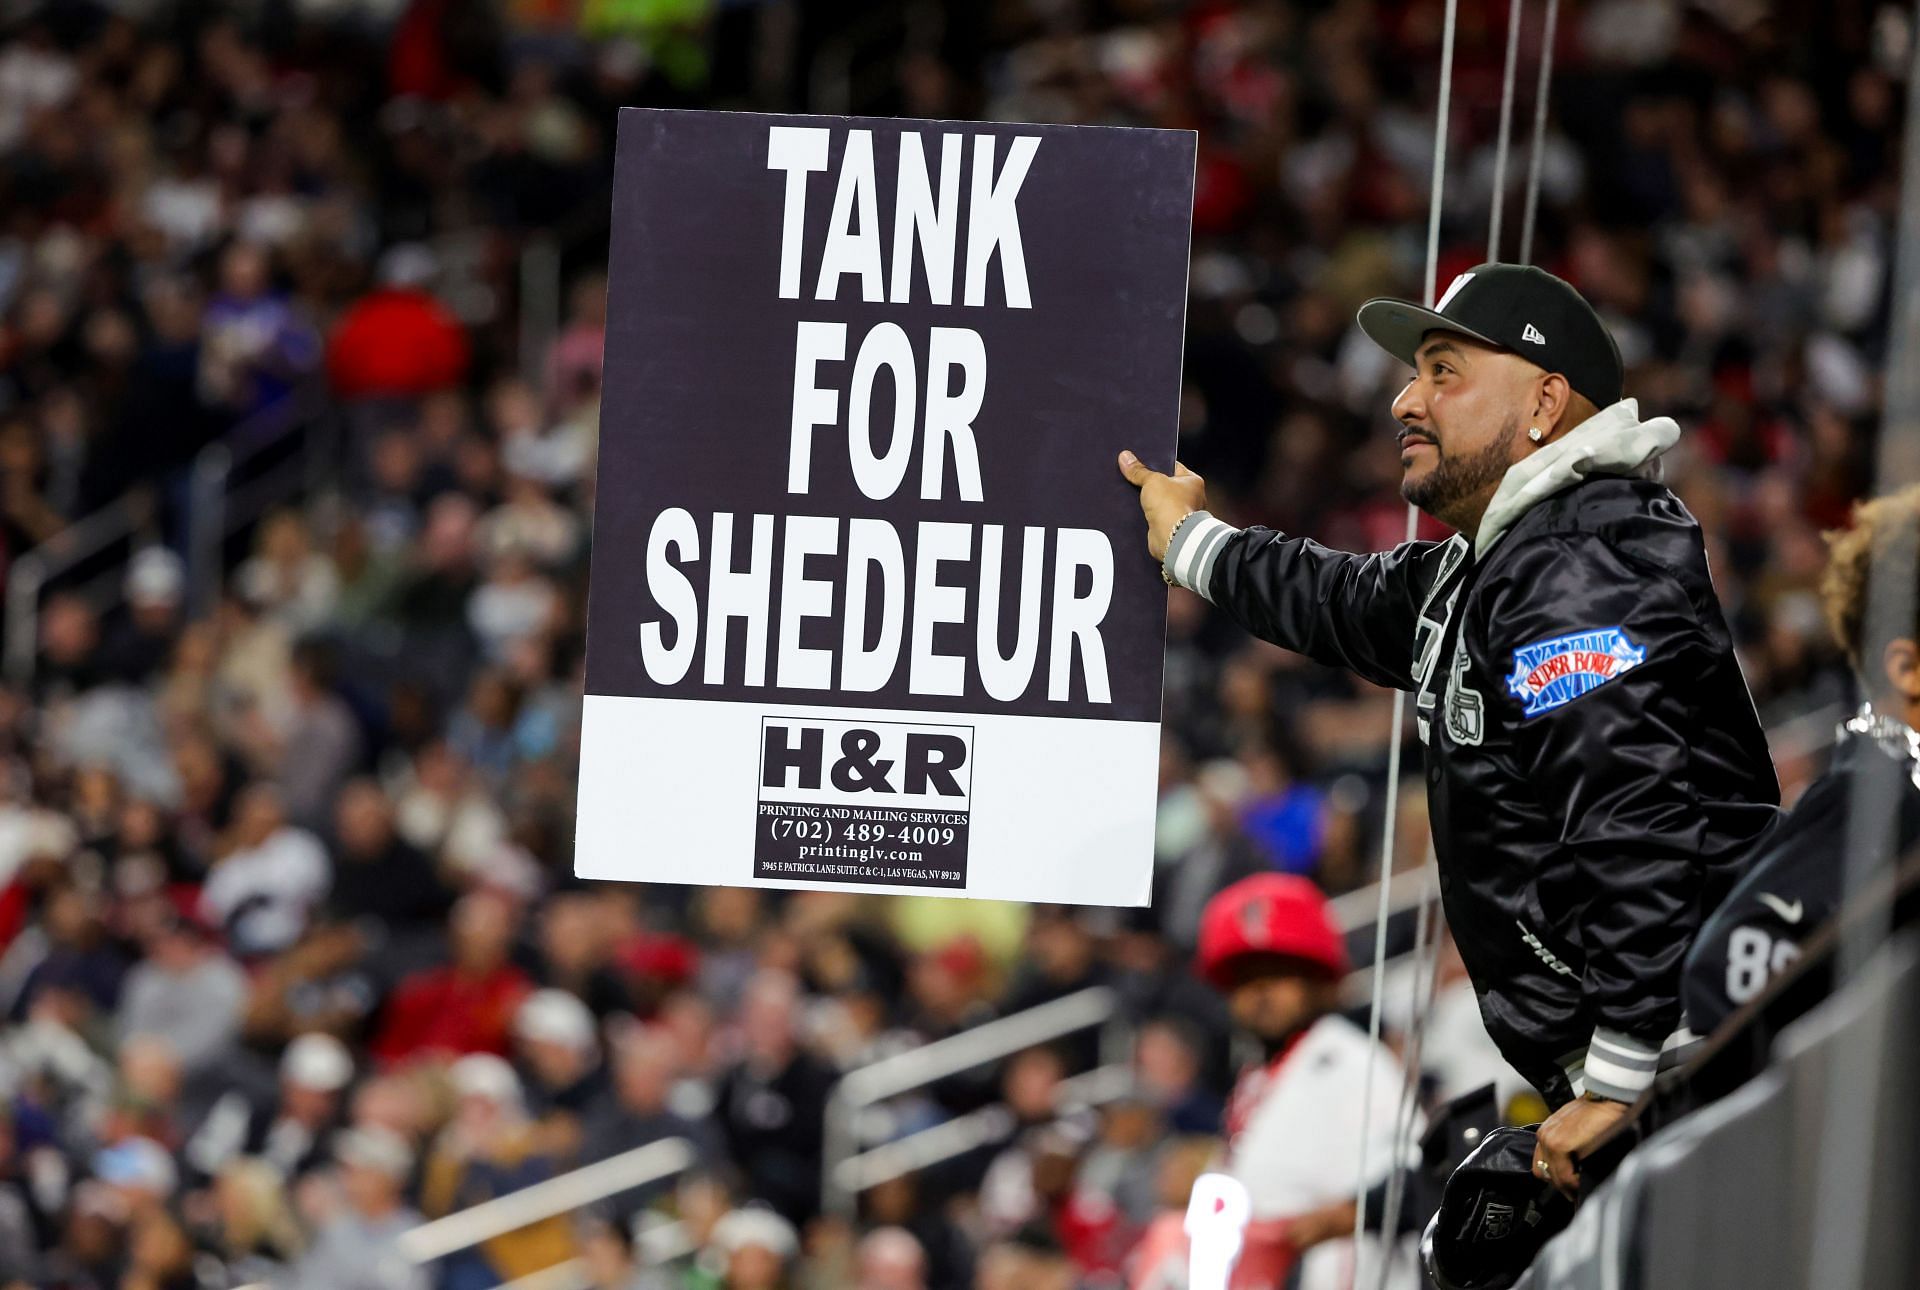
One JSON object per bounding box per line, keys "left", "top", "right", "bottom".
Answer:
{"left": 520, "top": 237, "right": 562, "bottom": 391}
{"left": 4, "top": 488, "right": 151, "bottom": 683}
{"left": 830, "top": 1060, "right": 1134, "bottom": 1200}
{"left": 1330, "top": 858, "right": 1436, "bottom": 931}
{"left": 182, "top": 388, "right": 338, "bottom": 618}
{"left": 4, "top": 390, "right": 333, "bottom": 686}
{"left": 822, "top": 985, "right": 1119, "bottom": 1218}
{"left": 397, "top": 1135, "right": 697, "bottom": 1265}
{"left": 233, "top": 1136, "right": 697, "bottom": 1290}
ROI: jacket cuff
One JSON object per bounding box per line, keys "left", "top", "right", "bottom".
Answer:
{"left": 1163, "top": 511, "right": 1239, "bottom": 603}
{"left": 1582, "top": 1028, "right": 1660, "bottom": 1101}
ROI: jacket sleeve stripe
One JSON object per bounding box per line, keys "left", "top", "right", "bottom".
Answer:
{"left": 1165, "top": 511, "right": 1214, "bottom": 589}
{"left": 1165, "top": 512, "right": 1239, "bottom": 600}
{"left": 1589, "top": 1028, "right": 1661, "bottom": 1067}
{"left": 1583, "top": 1026, "right": 1666, "bottom": 1099}
{"left": 1186, "top": 522, "right": 1237, "bottom": 596}
{"left": 1583, "top": 1052, "right": 1656, "bottom": 1100}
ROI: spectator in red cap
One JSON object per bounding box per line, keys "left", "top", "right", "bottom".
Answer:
{"left": 325, "top": 244, "right": 471, "bottom": 401}
{"left": 1141, "top": 874, "right": 1416, "bottom": 1290}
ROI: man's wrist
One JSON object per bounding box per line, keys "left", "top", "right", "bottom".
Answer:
{"left": 1162, "top": 510, "right": 1239, "bottom": 602}
{"left": 1159, "top": 510, "right": 1201, "bottom": 584}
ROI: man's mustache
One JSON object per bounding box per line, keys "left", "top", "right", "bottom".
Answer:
{"left": 1398, "top": 427, "right": 1437, "bottom": 449}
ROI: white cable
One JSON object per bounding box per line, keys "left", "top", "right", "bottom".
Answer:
{"left": 1358, "top": 2, "right": 1561, "bottom": 1277}
{"left": 1352, "top": 0, "right": 1459, "bottom": 1274}
{"left": 1518, "top": 0, "right": 1561, "bottom": 266}
{"left": 1376, "top": 15, "right": 1533, "bottom": 1261}
{"left": 1376, "top": 857, "right": 1441, "bottom": 1269}
{"left": 1488, "top": 0, "right": 1525, "bottom": 260}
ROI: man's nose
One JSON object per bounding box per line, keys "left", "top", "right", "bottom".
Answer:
{"left": 1391, "top": 380, "right": 1425, "bottom": 426}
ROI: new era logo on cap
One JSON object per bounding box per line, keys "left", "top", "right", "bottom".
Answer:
{"left": 1522, "top": 323, "right": 1546, "bottom": 345}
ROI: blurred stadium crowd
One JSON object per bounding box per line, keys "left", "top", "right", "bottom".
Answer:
{"left": 0, "top": 0, "right": 1907, "bottom": 1287}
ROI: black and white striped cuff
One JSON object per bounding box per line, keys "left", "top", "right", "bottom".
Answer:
{"left": 1162, "top": 511, "right": 1239, "bottom": 603}
{"left": 1582, "top": 1027, "right": 1662, "bottom": 1101}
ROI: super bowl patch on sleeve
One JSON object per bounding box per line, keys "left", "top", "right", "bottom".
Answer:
{"left": 1506, "top": 627, "right": 1647, "bottom": 717}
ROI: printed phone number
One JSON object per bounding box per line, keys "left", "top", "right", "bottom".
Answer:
{"left": 767, "top": 819, "right": 959, "bottom": 847}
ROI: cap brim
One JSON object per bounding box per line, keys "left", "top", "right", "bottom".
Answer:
{"left": 1355, "top": 297, "right": 1501, "bottom": 367}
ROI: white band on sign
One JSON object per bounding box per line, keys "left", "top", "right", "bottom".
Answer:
{"left": 1185, "top": 1172, "right": 1252, "bottom": 1290}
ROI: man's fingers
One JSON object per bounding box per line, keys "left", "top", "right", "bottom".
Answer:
{"left": 1537, "top": 1140, "right": 1579, "bottom": 1196}
{"left": 1117, "top": 449, "right": 1159, "bottom": 487}
{"left": 1173, "top": 459, "right": 1198, "bottom": 479}
{"left": 1550, "top": 1152, "right": 1580, "bottom": 1196}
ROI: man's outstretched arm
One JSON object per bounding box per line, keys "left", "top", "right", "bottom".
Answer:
{"left": 1118, "top": 450, "right": 1454, "bottom": 691}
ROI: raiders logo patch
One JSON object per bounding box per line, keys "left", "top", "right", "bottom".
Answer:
{"left": 1506, "top": 627, "right": 1646, "bottom": 717}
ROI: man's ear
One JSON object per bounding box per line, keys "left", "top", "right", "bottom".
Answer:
{"left": 1883, "top": 638, "right": 1920, "bottom": 702}
{"left": 1535, "top": 372, "right": 1576, "bottom": 436}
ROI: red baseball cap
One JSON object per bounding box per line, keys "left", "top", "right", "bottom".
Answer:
{"left": 1196, "top": 874, "right": 1349, "bottom": 989}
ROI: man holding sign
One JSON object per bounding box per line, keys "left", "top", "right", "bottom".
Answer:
{"left": 1121, "top": 265, "right": 1779, "bottom": 1192}
{"left": 578, "top": 110, "right": 1194, "bottom": 908}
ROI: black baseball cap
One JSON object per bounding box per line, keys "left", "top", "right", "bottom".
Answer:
{"left": 1357, "top": 263, "right": 1624, "bottom": 409}
{"left": 1419, "top": 1125, "right": 1575, "bottom": 1290}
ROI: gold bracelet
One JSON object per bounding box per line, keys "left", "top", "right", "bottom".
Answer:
{"left": 1160, "top": 511, "right": 1203, "bottom": 586}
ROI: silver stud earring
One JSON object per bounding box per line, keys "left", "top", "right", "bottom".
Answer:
{"left": 1528, "top": 426, "right": 1544, "bottom": 443}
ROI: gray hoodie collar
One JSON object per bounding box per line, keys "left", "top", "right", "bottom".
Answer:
{"left": 1474, "top": 397, "right": 1681, "bottom": 558}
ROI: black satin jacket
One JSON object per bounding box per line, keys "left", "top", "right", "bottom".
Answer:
{"left": 1177, "top": 476, "right": 1780, "bottom": 1100}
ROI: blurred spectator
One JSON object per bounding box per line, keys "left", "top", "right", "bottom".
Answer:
{"left": 184, "top": 1032, "right": 354, "bottom": 1184}
{"left": 0, "top": 1113, "right": 39, "bottom": 1285}
{"left": 93, "top": 1135, "right": 178, "bottom": 1212}
{"left": 1238, "top": 743, "right": 1327, "bottom": 876}
{"left": 286, "top": 1126, "right": 427, "bottom": 1290}
{"left": 240, "top": 919, "right": 381, "bottom": 1049}
{"left": 1153, "top": 759, "right": 1267, "bottom": 953}
{"left": 9, "top": 880, "right": 127, "bottom": 1021}
{"left": 33, "top": 593, "right": 103, "bottom": 702}
{"left": 198, "top": 242, "right": 319, "bottom": 420}
{"left": 578, "top": 1213, "right": 649, "bottom": 1290}
{"left": 512, "top": 986, "right": 608, "bottom": 1122}
{"left": 1131, "top": 1017, "right": 1224, "bottom": 1136}
{"left": 122, "top": 1202, "right": 197, "bottom": 1290}
{"left": 974, "top": 1230, "right": 1077, "bottom": 1290}
{"left": 327, "top": 244, "right": 472, "bottom": 401}
{"left": 326, "top": 777, "right": 453, "bottom": 933}
{"left": 392, "top": 740, "right": 510, "bottom": 880}
{"left": 100, "top": 548, "right": 187, "bottom": 686}
{"left": 421, "top": 1052, "right": 574, "bottom": 1288}
{"left": 1002, "top": 910, "right": 1109, "bottom": 1070}
{"left": 234, "top": 511, "right": 340, "bottom": 634}
{"left": 858, "top": 1171, "right": 973, "bottom": 1290}
{"left": 702, "top": 1205, "right": 800, "bottom": 1290}
{"left": 715, "top": 970, "right": 834, "bottom": 1226}
{"left": 116, "top": 909, "right": 246, "bottom": 1077}
{"left": 199, "top": 784, "right": 330, "bottom": 959}
{"left": 856, "top": 1226, "right": 928, "bottom": 1290}
{"left": 371, "top": 890, "right": 532, "bottom": 1065}
{"left": 204, "top": 1156, "right": 304, "bottom": 1285}
{"left": 261, "top": 641, "right": 365, "bottom": 832}
{"left": 582, "top": 1023, "right": 721, "bottom": 1213}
